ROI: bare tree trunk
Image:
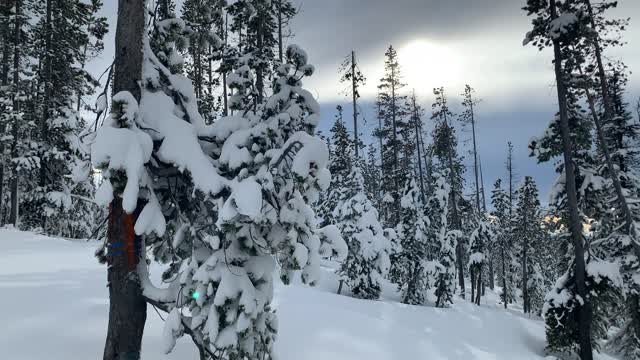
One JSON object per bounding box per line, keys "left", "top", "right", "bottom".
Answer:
{"left": 522, "top": 211, "right": 529, "bottom": 314}
{"left": 0, "top": 0, "right": 12, "bottom": 225}
{"left": 8, "top": 0, "right": 22, "bottom": 227}
{"left": 351, "top": 51, "right": 359, "bottom": 158}
{"left": 470, "top": 268, "right": 475, "bottom": 302}
{"left": 475, "top": 269, "right": 482, "bottom": 305}
{"left": 501, "top": 244, "right": 507, "bottom": 309}
{"left": 550, "top": 1, "right": 593, "bottom": 358}
{"left": 411, "top": 91, "right": 425, "bottom": 201}
{"left": 469, "top": 91, "right": 481, "bottom": 213}
{"left": 507, "top": 142, "right": 514, "bottom": 214}
{"left": 103, "top": 1, "right": 147, "bottom": 359}
{"left": 390, "top": 69, "right": 400, "bottom": 224}
{"left": 255, "top": 7, "right": 264, "bottom": 105}
{"left": 39, "top": 0, "right": 53, "bottom": 231}
{"left": 222, "top": 13, "right": 228, "bottom": 116}
{"left": 277, "top": 0, "right": 283, "bottom": 63}
{"left": 479, "top": 156, "right": 487, "bottom": 213}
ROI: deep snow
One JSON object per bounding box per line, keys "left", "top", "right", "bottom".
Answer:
{"left": 0, "top": 228, "right": 620, "bottom": 360}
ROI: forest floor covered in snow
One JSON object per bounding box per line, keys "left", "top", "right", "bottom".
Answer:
{"left": 0, "top": 228, "right": 621, "bottom": 360}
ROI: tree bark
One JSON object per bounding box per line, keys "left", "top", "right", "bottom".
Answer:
{"left": 39, "top": 0, "right": 53, "bottom": 230}
{"left": 352, "top": 51, "right": 359, "bottom": 158}
{"left": 549, "top": 1, "right": 593, "bottom": 359}
{"left": 0, "top": 0, "right": 13, "bottom": 225}
{"left": 8, "top": 0, "right": 22, "bottom": 227}
{"left": 468, "top": 89, "right": 481, "bottom": 213}
{"left": 411, "top": 91, "right": 425, "bottom": 202}
{"left": 103, "top": 1, "right": 147, "bottom": 359}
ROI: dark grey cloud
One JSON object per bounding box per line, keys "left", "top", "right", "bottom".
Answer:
{"left": 90, "top": 0, "right": 640, "bottom": 202}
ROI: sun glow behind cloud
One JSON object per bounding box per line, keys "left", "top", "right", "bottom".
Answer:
{"left": 397, "top": 40, "right": 464, "bottom": 95}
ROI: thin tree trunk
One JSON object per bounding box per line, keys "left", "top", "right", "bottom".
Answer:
{"left": 470, "top": 268, "right": 475, "bottom": 302}
{"left": 352, "top": 51, "right": 359, "bottom": 158}
{"left": 412, "top": 90, "right": 425, "bottom": 202}
{"left": 479, "top": 156, "right": 487, "bottom": 213}
{"left": 8, "top": 0, "right": 22, "bottom": 227}
{"left": 39, "top": 0, "right": 53, "bottom": 231}
{"left": 475, "top": 269, "right": 482, "bottom": 305}
{"left": 469, "top": 92, "right": 481, "bottom": 213}
{"left": 103, "top": 1, "right": 147, "bottom": 359}
{"left": 391, "top": 68, "right": 400, "bottom": 224}
{"left": 0, "top": 0, "right": 12, "bottom": 225}
{"left": 222, "top": 13, "right": 228, "bottom": 116}
{"left": 501, "top": 244, "right": 507, "bottom": 309}
{"left": 277, "top": 0, "right": 283, "bottom": 63}
{"left": 522, "top": 211, "right": 529, "bottom": 314}
{"left": 255, "top": 8, "right": 264, "bottom": 105}
{"left": 549, "top": 1, "right": 593, "bottom": 358}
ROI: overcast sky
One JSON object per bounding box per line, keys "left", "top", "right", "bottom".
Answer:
{"left": 92, "top": 0, "right": 640, "bottom": 203}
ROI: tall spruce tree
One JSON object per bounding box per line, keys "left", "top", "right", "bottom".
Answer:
{"left": 377, "top": 45, "right": 407, "bottom": 226}
{"left": 513, "top": 176, "right": 543, "bottom": 314}
{"left": 491, "top": 178, "right": 514, "bottom": 308}
{"left": 335, "top": 167, "right": 390, "bottom": 300}
{"left": 431, "top": 86, "right": 466, "bottom": 299}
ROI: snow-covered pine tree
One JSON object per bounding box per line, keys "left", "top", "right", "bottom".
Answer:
{"left": 181, "top": 0, "right": 225, "bottom": 123}
{"left": 524, "top": 1, "right": 622, "bottom": 356}
{"left": 591, "top": 69, "right": 640, "bottom": 359}
{"left": 512, "top": 176, "right": 544, "bottom": 314}
{"left": 377, "top": 45, "right": 407, "bottom": 227}
{"left": 460, "top": 84, "right": 482, "bottom": 213}
{"left": 362, "top": 144, "right": 381, "bottom": 207}
{"left": 13, "top": 0, "right": 108, "bottom": 237}
{"left": 490, "top": 178, "right": 514, "bottom": 308}
{"left": 393, "top": 179, "right": 429, "bottom": 305}
{"left": 469, "top": 217, "right": 491, "bottom": 306}
{"left": 431, "top": 86, "right": 466, "bottom": 299}
{"left": 425, "top": 175, "right": 456, "bottom": 308}
{"left": 0, "top": 0, "right": 40, "bottom": 228}
{"left": 334, "top": 167, "right": 390, "bottom": 300}
{"left": 317, "top": 105, "right": 353, "bottom": 227}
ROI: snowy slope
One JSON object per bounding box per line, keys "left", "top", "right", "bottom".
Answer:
{"left": 0, "top": 229, "right": 620, "bottom": 360}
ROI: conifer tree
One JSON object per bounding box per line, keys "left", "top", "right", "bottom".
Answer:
{"left": 377, "top": 45, "right": 407, "bottom": 226}
{"left": 491, "top": 179, "right": 514, "bottom": 308}
{"left": 335, "top": 168, "right": 390, "bottom": 300}
{"left": 460, "top": 84, "right": 482, "bottom": 213}
{"left": 469, "top": 218, "right": 492, "bottom": 305}
{"left": 513, "top": 176, "right": 543, "bottom": 314}
{"left": 317, "top": 105, "right": 353, "bottom": 227}
{"left": 339, "top": 50, "right": 366, "bottom": 157}
{"left": 393, "top": 179, "right": 429, "bottom": 305}
{"left": 424, "top": 175, "right": 456, "bottom": 308}
{"left": 432, "top": 86, "right": 466, "bottom": 298}
{"left": 523, "top": 1, "right": 620, "bottom": 357}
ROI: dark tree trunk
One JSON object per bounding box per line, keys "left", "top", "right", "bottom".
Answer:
{"left": 474, "top": 269, "right": 482, "bottom": 305}
{"left": 277, "top": 0, "right": 283, "bottom": 62}
{"left": 103, "top": 1, "right": 147, "bottom": 360}
{"left": 501, "top": 245, "right": 507, "bottom": 309}
{"left": 469, "top": 93, "right": 481, "bottom": 213}
{"left": 352, "top": 51, "right": 359, "bottom": 158}
{"left": 0, "top": 0, "right": 12, "bottom": 225}
{"left": 39, "top": 0, "right": 53, "bottom": 230}
{"left": 411, "top": 91, "right": 425, "bottom": 202}
{"left": 8, "top": 0, "right": 21, "bottom": 227}
{"left": 549, "top": 1, "right": 593, "bottom": 358}
{"left": 470, "top": 268, "right": 475, "bottom": 302}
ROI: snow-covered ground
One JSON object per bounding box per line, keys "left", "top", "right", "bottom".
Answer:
{"left": 0, "top": 229, "right": 620, "bottom": 360}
